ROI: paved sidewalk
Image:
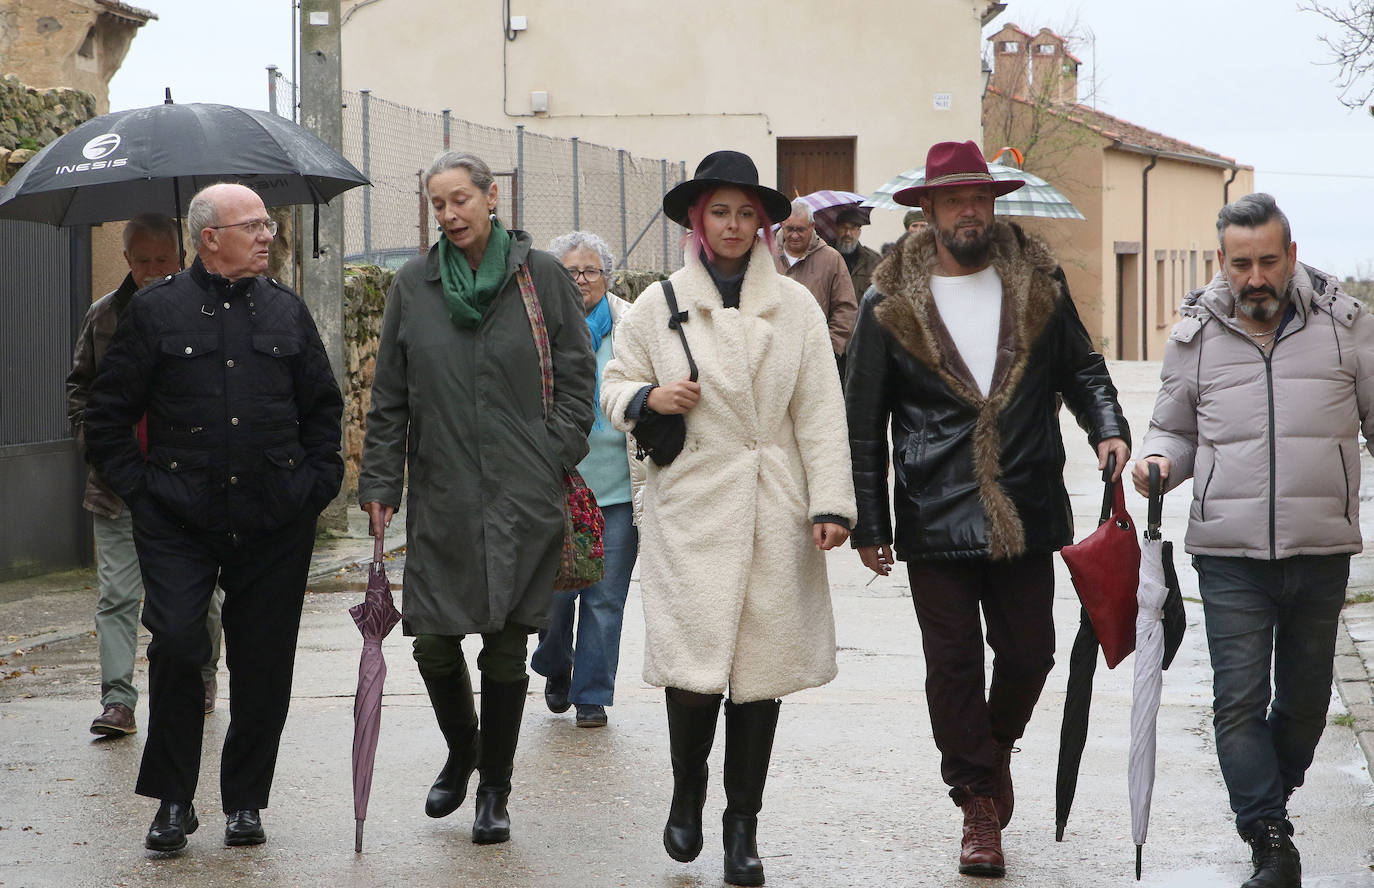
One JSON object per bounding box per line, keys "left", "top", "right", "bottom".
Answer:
{"left": 1, "top": 361, "right": 1372, "bottom": 887}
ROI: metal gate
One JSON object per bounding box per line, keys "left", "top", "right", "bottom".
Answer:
{"left": 0, "top": 221, "right": 92, "bottom": 581}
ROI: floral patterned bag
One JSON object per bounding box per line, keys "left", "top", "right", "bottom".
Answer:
{"left": 516, "top": 265, "right": 605, "bottom": 590}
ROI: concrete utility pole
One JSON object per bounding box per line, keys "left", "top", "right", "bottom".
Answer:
{"left": 298, "top": 0, "right": 348, "bottom": 533}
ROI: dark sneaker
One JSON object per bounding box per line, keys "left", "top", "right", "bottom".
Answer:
{"left": 575, "top": 704, "right": 608, "bottom": 727}
{"left": 91, "top": 702, "right": 137, "bottom": 737}
{"left": 544, "top": 672, "right": 571, "bottom": 714}
{"left": 203, "top": 676, "right": 218, "bottom": 715}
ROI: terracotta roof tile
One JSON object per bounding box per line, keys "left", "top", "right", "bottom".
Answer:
{"left": 986, "top": 87, "right": 1241, "bottom": 165}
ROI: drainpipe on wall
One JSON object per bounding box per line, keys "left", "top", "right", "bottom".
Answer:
{"left": 1140, "top": 154, "right": 1158, "bottom": 361}
{"left": 1223, "top": 165, "right": 1239, "bottom": 204}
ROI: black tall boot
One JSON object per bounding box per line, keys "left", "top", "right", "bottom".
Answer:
{"left": 722, "top": 698, "right": 780, "bottom": 887}
{"left": 663, "top": 690, "right": 722, "bottom": 862}
{"left": 421, "top": 663, "right": 479, "bottom": 818}
{"left": 1241, "top": 819, "right": 1302, "bottom": 888}
{"left": 471, "top": 674, "right": 528, "bottom": 844}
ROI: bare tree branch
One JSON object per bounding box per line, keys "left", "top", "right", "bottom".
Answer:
{"left": 1301, "top": 0, "right": 1374, "bottom": 108}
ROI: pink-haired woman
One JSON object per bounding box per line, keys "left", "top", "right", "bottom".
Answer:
{"left": 600, "top": 150, "right": 856, "bottom": 886}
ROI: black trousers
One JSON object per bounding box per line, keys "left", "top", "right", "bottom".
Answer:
{"left": 132, "top": 501, "right": 317, "bottom": 811}
{"left": 907, "top": 554, "right": 1056, "bottom": 804}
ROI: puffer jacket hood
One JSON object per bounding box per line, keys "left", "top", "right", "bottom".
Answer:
{"left": 1141, "top": 262, "right": 1374, "bottom": 558}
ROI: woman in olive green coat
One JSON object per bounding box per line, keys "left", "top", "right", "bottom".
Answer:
{"left": 359, "top": 151, "right": 594, "bottom": 846}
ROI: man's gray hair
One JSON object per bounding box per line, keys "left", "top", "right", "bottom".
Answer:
{"left": 548, "top": 230, "right": 615, "bottom": 276}
{"left": 788, "top": 198, "right": 814, "bottom": 223}
{"left": 1216, "top": 192, "right": 1291, "bottom": 252}
{"left": 423, "top": 151, "right": 495, "bottom": 194}
{"left": 186, "top": 188, "right": 223, "bottom": 251}
{"left": 123, "top": 213, "right": 179, "bottom": 251}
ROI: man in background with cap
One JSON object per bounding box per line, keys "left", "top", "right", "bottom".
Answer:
{"left": 833, "top": 206, "right": 883, "bottom": 301}
{"left": 773, "top": 198, "right": 857, "bottom": 374}
{"left": 845, "top": 140, "right": 1130, "bottom": 878}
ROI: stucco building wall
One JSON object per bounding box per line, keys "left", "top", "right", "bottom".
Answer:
{"left": 340, "top": 0, "right": 991, "bottom": 244}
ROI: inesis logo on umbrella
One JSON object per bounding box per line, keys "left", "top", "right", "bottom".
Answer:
{"left": 55, "top": 133, "right": 128, "bottom": 175}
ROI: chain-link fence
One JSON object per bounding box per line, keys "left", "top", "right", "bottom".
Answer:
{"left": 271, "top": 71, "right": 685, "bottom": 273}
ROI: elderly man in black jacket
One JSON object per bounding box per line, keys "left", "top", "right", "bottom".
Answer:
{"left": 84, "top": 183, "right": 344, "bottom": 854}
{"left": 845, "top": 142, "right": 1129, "bottom": 879}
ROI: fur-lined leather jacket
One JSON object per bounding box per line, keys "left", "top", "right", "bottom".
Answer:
{"left": 846, "top": 222, "right": 1129, "bottom": 561}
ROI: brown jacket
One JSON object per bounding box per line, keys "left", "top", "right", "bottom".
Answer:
{"left": 66, "top": 273, "right": 139, "bottom": 518}
{"left": 773, "top": 232, "right": 857, "bottom": 355}
{"left": 845, "top": 243, "right": 882, "bottom": 299}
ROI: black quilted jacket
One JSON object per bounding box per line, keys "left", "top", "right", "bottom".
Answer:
{"left": 84, "top": 257, "right": 343, "bottom": 537}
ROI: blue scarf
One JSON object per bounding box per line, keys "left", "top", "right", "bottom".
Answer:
{"left": 585, "top": 294, "right": 613, "bottom": 350}
{"left": 585, "top": 295, "right": 614, "bottom": 430}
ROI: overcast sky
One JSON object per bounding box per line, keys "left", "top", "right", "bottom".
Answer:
{"left": 108, "top": 1, "right": 1373, "bottom": 278}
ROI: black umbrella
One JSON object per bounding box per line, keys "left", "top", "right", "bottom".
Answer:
{"left": 0, "top": 91, "right": 367, "bottom": 256}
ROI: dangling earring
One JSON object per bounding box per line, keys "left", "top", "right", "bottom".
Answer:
{"left": 489, "top": 212, "right": 497, "bottom": 222}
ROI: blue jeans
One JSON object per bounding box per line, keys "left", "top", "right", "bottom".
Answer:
{"left": 531, "top": 502, "right": 638, "bottom": 706}
{"left": 1195, "top": 554, "right": 1348, "bottom": 836}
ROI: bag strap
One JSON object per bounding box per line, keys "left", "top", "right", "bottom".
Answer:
{"left": 516, "top": 264, "right": 554, "bottom": 420}
{"left": 1098, "top": 452, "right": 1117, "bottom": 525}
{"left": 660, "top": 279, "right": 698, "bottom": 383}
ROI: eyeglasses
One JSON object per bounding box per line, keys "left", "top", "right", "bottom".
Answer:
{"left": 781, "top": 225, "right": 813, "bottom": 236}
{"left": 211, "top": 218, "right": 278, "bottom": 237}
{"left": 564, "top": 267, "right": 603, "bottom": 281}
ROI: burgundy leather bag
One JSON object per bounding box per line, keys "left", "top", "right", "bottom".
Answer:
{"left": 1059, "top": 455, "right": 1140, "bottom": 668}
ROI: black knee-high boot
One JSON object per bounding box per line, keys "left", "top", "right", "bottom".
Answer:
{"left": 471, "top": 674, "right": 528, "bottom": 844}
{"left": 663, "top": 689, "right": 722, "bottom": 862}
{"left": 722, "top": 698, "right": 780, "bottom": 887}
{"left": 421, "top": 663, "right": 479, "bottom": 818}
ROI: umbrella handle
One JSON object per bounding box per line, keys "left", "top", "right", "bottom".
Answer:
{"left": 1147, "top": 463, "right": 1163, "bottom": 539}
{"left": 373, "top": 531, "right": 384, "bottom": 565}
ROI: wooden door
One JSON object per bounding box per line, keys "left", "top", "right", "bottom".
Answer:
{"left": 776, "top": 137, "right": 856, "bottom": 198}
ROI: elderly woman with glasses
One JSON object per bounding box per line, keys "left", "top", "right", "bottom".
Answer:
{"left": 530, "top": 231, "right": 646, "bottom": 730}
{"left": 358, "top": 151, "right": 595, "bottom": 846}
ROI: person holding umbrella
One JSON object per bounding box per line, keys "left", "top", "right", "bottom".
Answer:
{"left": 601, "top": 149, "right": 855, "bottom": 887}
{"left": 1133, "top": 193, "right": 1374, "bottom": 888}
{"left": 82, "top": 183, "right": 344, "bottom": 853}
{"left": 358, "top": 151, "right": 595, "bottom": 846}
{"left": 845, "top": 139, "right": 1129, "bottom": 878}
{"left": 832, "top": 207, "right": 883, "bottom": 299}
{"left": 772, "top": 198, "right": 858, "bottom": 372}
{"left": 67, "top": 213, "right": 225, "bottom": 736}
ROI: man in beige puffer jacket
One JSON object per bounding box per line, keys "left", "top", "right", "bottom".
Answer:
{"left": 1134, "top": 193, "right": 1374, "bottom": 888}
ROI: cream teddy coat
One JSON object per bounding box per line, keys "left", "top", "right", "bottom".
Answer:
{"left": 601, "top": 241, "right": 856, "bottom": 702}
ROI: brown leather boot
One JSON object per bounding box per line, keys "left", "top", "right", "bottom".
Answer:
{"left": 959, "top": 795, "right": 1006, "bottom": 878}
{"left": 992, "top": 743, "right": 1016, "bottom": 829}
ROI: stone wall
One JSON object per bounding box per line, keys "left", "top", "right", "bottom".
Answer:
{"left": 0, "top": 73, "right": 95, "bottom": 180}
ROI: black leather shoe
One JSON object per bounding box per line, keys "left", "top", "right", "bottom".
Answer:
{"left": 544, "top": 672, "right": 571, "bottom": 714}
{"left": 224, "top": 809, "right": 266, "bottom": 847}
{"left": 145, "top": 800, "right": 197, "bottom": 852}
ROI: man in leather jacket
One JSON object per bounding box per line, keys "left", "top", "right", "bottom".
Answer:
{"left": 84, "top": 184, "right": 343, "bottom": 855}
{"left": 845, "top": 142, "right": 1129, "bottom": 878}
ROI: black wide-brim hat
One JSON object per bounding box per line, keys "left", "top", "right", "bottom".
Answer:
{"left": 662, "top": 150, "right": 792, "bottom": 228}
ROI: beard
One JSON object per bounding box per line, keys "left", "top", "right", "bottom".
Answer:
{"left": 938, "top": 222, "right": 993, "bottom": 267}
{"left": 835, "top": 237, "right": 858, "bottom": 255}
{"left": 1235, "top": 274, "right": 1289, "bottom": 323}
{"left": 1236, "top": 286, "right": 1282, "bottom": 322}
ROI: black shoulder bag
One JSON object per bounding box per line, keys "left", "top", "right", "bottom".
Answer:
{"left": 631, "top": 279, "right": 697, "bottom": 467}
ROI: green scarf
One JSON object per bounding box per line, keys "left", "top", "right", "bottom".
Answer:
{"left": 438, "top": 218, "right": 512, "bottom": 329}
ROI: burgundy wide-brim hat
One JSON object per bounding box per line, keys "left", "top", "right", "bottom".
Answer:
{"left": 892, "top": 140, "right": 1024, "bottom": 207}
{"left": 662, "top": 150, "right": 792, "bottom": 228}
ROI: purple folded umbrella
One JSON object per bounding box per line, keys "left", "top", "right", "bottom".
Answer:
{"left": 350, "top": 532, "right": 402, "bottom": 853}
